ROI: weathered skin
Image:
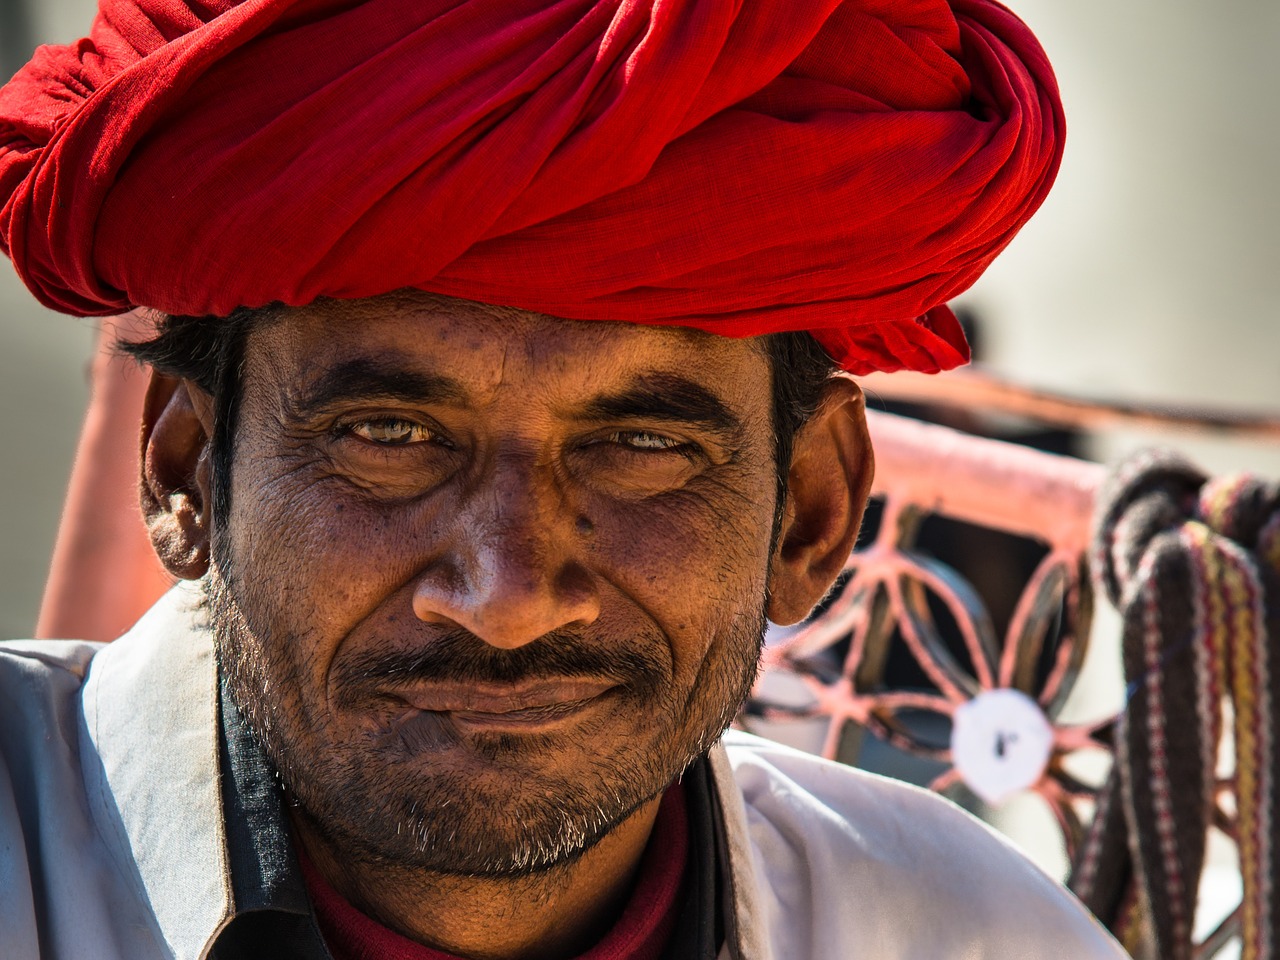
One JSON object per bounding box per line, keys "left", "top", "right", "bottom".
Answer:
{"left": 140, "top": 291, "right": 873, "bottom": 960}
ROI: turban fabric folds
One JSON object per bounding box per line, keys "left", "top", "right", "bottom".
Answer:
{"left": 0, "top": 0, "right": 1064, "bottom": 375}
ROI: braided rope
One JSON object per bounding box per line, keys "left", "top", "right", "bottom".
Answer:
{"left": 1069, "top": 451, "right": 1280, "bottom": 960}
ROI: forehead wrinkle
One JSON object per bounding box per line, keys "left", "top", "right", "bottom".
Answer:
{"left": 242, "top": 291, "right": 775, "bottom": 426}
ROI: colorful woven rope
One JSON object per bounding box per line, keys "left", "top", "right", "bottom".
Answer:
{"left": 1070, "top": 451, "right": 1280, "bottom": 960}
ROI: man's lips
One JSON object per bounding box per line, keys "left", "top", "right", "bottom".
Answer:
{"left": 386, "top": 679, "right": 618, "bottom": 731}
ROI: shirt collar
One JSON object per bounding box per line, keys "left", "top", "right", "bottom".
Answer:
{"left": 79, "top": 581, "right": 234, "bottom": 960}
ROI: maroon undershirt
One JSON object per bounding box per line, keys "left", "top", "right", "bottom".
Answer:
{"left": 299, "top": 784, "right": 689, "bottom": 960}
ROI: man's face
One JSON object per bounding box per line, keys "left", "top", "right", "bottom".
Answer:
{"left": 211, "top": 293, "right": 782, "bottom": 876}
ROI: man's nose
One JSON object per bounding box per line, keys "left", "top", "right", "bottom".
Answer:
{"left": 410, "top": 458, "right": 600, "bottom": 649}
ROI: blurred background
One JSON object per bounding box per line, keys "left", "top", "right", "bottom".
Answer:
{"left": 1, "top": 0, "right": 1277, "bottom": 642}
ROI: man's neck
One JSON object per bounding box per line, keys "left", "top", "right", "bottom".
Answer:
{"left": 289, "top": 794, "right": 664, "bottom": 960}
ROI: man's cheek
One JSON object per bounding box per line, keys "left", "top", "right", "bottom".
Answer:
{"left": 235, "top": 474, "right": 437, "bottom": 608}
{"left": 595, "top": 477, "right": 772, "bottom": 572}
{"left": 590, "top": 489, "right": 770, "bottom": 657}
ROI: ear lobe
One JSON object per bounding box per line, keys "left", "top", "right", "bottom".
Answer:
{"left": 766, "top": 377, "right": 875, "bottom": 626}
{"left": 140, "top": 373, "right": 215, "bottom": 580}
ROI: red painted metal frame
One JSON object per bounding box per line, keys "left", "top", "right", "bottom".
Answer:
{"left": 747, "top": 410, "right": 1113, "bottom": 855}
{"left": 861, "top": 368, "right": 1280, "bottom": 441}
{"left": 745, "top": 409, "right": 1252, "bottom": 956}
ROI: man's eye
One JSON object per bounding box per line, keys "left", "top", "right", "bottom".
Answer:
{"left": 344, "top": 418, "right": 436, "bottom": 445}
{"left": 607, "top": 430, "right": 686, "bottom": 451}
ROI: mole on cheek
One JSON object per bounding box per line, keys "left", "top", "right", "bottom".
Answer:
{"left": 576, "top": 516, "right": 594, "bottom": 537}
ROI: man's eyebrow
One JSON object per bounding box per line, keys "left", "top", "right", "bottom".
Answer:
{"left": 581, "top": 375, "right": 743, "bottom": 436}
{"left": 290, "top": 358, "right": 465, "bottom": 413}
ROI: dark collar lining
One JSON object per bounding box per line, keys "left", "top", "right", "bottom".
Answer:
{"left": 211, "top": 679, "right": 330, "bottom": 960}
{"left": 667, "top": 757, "right": 724, "bottom": 960}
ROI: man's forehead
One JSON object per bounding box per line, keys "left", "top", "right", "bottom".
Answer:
{"left": 243, "top": 292, "right": 773, "bottom": 411}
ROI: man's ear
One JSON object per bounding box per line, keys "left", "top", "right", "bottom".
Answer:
{"left": 766, "top": 376, "right": 874, "bottom": 625}
{"left": 140, "top": 372, "right": 216, "bottom": 580}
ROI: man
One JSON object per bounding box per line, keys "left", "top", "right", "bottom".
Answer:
{"left": 0, "top": 1, "right": 1126, "bottom": 958}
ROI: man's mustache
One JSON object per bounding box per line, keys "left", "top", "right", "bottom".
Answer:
{"left": 333, "top": 627, "right": 669, "bottom": 693}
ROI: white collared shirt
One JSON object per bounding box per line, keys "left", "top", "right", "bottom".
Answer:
{"left": 0, "top": 583, "right": 1125, "bottom": 959}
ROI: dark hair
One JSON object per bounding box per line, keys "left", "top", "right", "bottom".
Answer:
{"left": 123, "top": 307, "right": 838, "bottom": 528}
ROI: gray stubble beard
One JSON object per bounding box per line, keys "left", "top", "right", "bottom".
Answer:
{"left": 205, "top": 549, "right": 763, "bottom": 878}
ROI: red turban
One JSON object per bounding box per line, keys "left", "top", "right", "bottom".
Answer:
{"left": 0, "top": 0, "right": 1063, "bottom": 375}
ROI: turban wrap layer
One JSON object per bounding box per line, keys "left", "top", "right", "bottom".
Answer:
{"left": 0, "top": 0, "right": 1064, "bottom": 375}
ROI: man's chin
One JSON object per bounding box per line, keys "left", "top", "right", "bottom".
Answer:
{"left": 288, "top": 759, "right": 654, "bottom": 877}
{"left": 375, "top": 727, "right": 617, "bottom": 788}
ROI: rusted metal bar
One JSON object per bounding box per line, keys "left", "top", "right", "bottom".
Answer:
{"left": 865, "top": 409, "right": 1105, "bottom": 552}
{"left": 861, "top": 368, "right": 1280, "bottom": 441}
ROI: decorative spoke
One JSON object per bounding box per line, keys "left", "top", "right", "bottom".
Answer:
{"left": 741, "top": 413, "right": 1271, "bottom": 960}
